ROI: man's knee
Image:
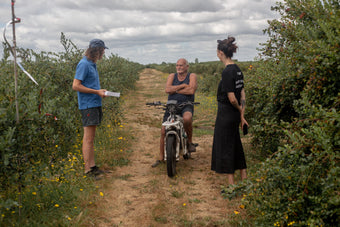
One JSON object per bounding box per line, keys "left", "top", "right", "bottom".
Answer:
{"left": 183, "top": 112, "right": 193, "bottom": 125}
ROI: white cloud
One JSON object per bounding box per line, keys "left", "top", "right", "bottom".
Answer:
{"left": 0, "top": 0, "right": 280, "bottom": 64}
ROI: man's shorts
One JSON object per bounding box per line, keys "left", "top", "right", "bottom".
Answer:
{"left": 80, "top": 107, "right": 103, "bottom": 127}
{"left": 162, "top": 104, "right": 194, "bottom": 123}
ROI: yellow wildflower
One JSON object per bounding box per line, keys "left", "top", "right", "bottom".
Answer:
{"left": 234, "top": 210, "right": 240, "bottom": 215}
{"left": 274, "top": 221, "right": 280, "bottom": 226}
{"left": 288, "top": 221, "right": 295, "bottom": 226}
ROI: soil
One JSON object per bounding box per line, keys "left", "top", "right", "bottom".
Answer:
{"left": 91, "top": 69, "right": 240, "bottom": 226}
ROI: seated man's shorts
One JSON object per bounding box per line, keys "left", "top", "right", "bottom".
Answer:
{"left": 80, "top": 107, "right": 103, "bottom": 127}
{"left": 162, "top": 104, "right": 194, "bottom": 123}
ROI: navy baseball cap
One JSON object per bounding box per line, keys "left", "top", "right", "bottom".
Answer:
{"left": 89, "top": 39, "right": 108, "bottom": 49}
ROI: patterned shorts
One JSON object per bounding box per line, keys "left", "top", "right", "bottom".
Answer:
{"left": 80, "top": 107, "right": 103, "bottom": 127}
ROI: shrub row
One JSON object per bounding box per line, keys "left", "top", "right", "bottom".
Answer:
{"left": 0, "top": 33, "right": 143, "bottom": 224}
{"left": 228, "top": 0, "right": 339, "bottom": 226}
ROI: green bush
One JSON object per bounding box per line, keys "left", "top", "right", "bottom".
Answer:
{"left": 237, "top": 98, "right": 340, "bottom": 226}
{"left": 246, "top": 0, "right": 340, "bottom": 154}
{"left": 245, "top": 60, "right": 289, "bottom": 154}
{"left": 0, "top": 33, "right": 143, "bottom": 225}
{"left": 224, "top": 1, "right": 340, "bottom": 226}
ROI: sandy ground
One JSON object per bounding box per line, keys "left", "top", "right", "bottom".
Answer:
{"left": 90, "top": 69, "right": 239, "bottom": 227}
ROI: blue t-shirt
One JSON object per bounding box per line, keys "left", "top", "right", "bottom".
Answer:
{"left": 74, "top": 56, "right": 102, "bottom": 110}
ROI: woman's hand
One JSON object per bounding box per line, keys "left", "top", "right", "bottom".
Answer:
{"left": 241, "top": 116, "right": 248, "bottom": 129}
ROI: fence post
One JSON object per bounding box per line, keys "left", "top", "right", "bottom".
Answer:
{"left": 11, "top": 0, "right": 22, "bottom": 216}
{"left": 11, "top": 0, "right": 19, "bottom": 124}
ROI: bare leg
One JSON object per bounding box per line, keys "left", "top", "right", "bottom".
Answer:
{"left": 183, "top": 112, "right": 193, "bottom": 143}
{"left": 227, "top": 174, "right": 235, "bottom": 185}
{"left": 240, "top": 169, "right": 247, "bottom": 180}
{"left": 82, "top": 125, "right": 96, "bottom": 173}
{"left": 159, "top": 126, "right": 165, "bottom": 160}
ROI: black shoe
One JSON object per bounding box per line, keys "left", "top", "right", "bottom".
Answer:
{"left": 85, "top": 172, "right": 102, "bottom": 180}
{"left": 88, "top": 166, "right": 104, "bottom": 176}
{"left": 188, "top": 143, "right": 196, "bottom": 153}
{"left": 151, "top": 160, "right": 164, "bottom": 168}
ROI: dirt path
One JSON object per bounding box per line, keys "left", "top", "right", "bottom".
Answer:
{"left": 94, "top": 69, "right": 237, "bottom": 226}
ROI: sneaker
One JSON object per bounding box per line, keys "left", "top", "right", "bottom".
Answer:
{"left": 85, "top": 172, "right": 102, "bottom": 180}
{"left": 151, "top": 160, "right": 164, "bottom": 168}
{"left": 89, "top": 166, "right": 104, "bottom": 176}
{"left": 188, "top": 143, "right": 196, "bottom": 153}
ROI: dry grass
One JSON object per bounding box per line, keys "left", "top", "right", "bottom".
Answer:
{"left": 85, "top": 68, "right": 246, "bottom": 226}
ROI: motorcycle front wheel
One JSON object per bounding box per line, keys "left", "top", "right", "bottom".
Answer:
{"left": 166, "top": 134, "right": 176, "bottom": 177}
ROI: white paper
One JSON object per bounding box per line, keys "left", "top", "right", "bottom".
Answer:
{"left": 105, "top": 91, "right": 120, "bottom": 97}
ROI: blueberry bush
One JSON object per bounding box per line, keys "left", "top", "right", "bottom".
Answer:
{"left": 0, "top": 33, "right": 143, "bottom": 225}
{"left": 226, "top": 0, "right": 339, "bottom": 226}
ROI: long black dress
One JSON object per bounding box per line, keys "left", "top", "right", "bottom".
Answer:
{"left": 211, "top": 64, "right": 247, "bottom": 174}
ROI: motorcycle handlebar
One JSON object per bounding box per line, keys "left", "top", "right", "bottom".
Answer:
{"left": 146, "top": 101, "right": 163, "bottom": 106}
{"left": 146, "top": 101, "right": 200, "bottom": 106}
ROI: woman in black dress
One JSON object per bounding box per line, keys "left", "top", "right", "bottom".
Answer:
{"left": 211, "top": 36, "right": 248, "bottom": 185}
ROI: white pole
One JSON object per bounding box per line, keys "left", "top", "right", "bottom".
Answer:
{"left": 11, "top": 0, "right": 19, "bottom": 124}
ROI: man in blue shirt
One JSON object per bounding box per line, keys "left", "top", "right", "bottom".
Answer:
{"left": 72, "top": 39, "right": 108, "bottom": 177}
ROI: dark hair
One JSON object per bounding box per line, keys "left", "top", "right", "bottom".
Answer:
{"left": 85, "top": 46, "right": 104, "bottom": 62}
{"left": 217, "top": 36, "right": 238, "bottom": 58}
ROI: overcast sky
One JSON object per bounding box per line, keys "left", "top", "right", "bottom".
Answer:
{"left": 0, "top": 0, "right": 280, "bottom": 64}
